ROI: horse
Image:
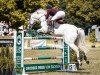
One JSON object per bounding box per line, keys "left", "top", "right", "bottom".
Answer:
{"left": 29, "top": 8, "right": 89, "bottom": 65}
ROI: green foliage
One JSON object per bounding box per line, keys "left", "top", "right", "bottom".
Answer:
{"left": 0, "top": 0, "right": 100, "bottom": 29}
{"left": 0, "top": 0, "right": 59, "bottom": 29}
{"left": 70, "top": 49, "right": 77, "bottom": 62}
{"left": 9, "top": 10, "right": 28, "bottom": 29}
{"left": 16, "top": 67, "right": 23, "bottom": 74}
{"left": 67, "top": 0, "right": 100, "bottom": 26}
{"left": 32, "top": 22, "right": 41, "bottom": 30}
{"left": 0, "top": 0, "right": 16, "bottom": 21}
{"left": 0, "top": 46, "right": 14, "bottom": 72}
{"left": 70, "top": 49, "right": 84, "bottom": 62}
{"left": 89, "top": 29, "right": 96, "bottom": 43}
{"left": 24, "top": 0, "right": 59, "bottom": 12}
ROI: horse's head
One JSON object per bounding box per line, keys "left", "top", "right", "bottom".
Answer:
{"left": 28, "top": 9, "right": 49, "bottom": 33}
{"left": 28, "top": 9, "right": 47, "bottom": 28}
{"left": 28, "top": 13, "right": 36, "bottom": 29}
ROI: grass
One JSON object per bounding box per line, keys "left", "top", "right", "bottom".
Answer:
{"left": 0, "top": 36, "right": 100, "bottom": 75}
{"left": 27, "top": 38, "right": 100, "bottom": 75}
{"left": 27, "top": 47, "right": 100, "bottom": 75}
{"left": 24, "top": 39, "right": 63, "bottom": 64}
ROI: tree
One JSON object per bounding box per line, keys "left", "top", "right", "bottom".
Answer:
{"left": 0, "top": 0, "right": 16, "bottom": 21}
{"left": 0, "top": 0, "right": 27, "bottom": 28}
{"left": 67, "top": 0, "right": 100, "bottom": 27}
{"left": 0, "top": 0, "right": 59, "bottom": 29}
{"left": 1, "top": 0, "right": 99, "bottom": 29}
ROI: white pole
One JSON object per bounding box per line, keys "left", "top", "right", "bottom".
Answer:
{"left": 13, "top": 31, "right": 17, "bottom": 67}
{"left": 21, "top": 31, "right": 24, "bottom": 68}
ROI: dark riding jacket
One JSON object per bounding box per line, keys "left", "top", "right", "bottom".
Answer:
{"left": 46, "top": 8, "right": 59, "bottom": 19}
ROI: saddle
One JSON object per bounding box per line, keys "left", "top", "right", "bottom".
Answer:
{"left": 56, "top": 18, "right": 64, "bottom": 24}
{"left": 47, "top": 18, "right": 64, "bottom": 25}
{"left": 47, "top": 18, "right": 64, "bottom": 35}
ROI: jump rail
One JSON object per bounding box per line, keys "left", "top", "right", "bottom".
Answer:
{"left": 14, "top": 30, "right": 70, "bottom": 74}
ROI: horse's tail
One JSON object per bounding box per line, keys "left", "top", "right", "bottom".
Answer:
{"left": 76, "top": 28, "right": 89, "bottom": 54}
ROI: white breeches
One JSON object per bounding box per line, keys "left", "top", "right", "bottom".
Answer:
{"left": 51, "top": 11, "right": 65, "bottom": 21}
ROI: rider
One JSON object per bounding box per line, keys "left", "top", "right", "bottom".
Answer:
{"left": 46, "top": 4, "right": 65, "bottom": 24}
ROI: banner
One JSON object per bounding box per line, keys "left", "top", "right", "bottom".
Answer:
{"left": 0, "top": 39, "right": 14, "bottom": 47}
{"left": 30, "top": 40, "right": 46, "bottom": 48}
{"left": 16, "top": 31, "right": 23, "bottom": 68}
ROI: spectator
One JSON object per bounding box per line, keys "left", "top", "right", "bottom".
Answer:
{"left": 8, "top": 28, "right": 14, "bottom": 36}
{"left": 3, "top": 27, "right": 9, "bottom": 35}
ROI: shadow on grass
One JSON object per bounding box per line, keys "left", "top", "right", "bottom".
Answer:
{"left": 66, "top": 71, "right": 90, "bottom": 74}
{"left": 27, "top": 69, "right": 91, "bottom": 75}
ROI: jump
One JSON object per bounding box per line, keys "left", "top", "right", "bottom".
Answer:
{"left": 28, "top": 8, "right": 89, "bottom": 65}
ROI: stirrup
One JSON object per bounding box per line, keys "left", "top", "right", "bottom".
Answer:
{"left": 49, "top": 20, "right": 55, "bottom": 26}
{"left": 57, "top": 20, "right": 64, "bottom": 24}
{"left": 48, "top": 21, "right": 55, "bottom": 34}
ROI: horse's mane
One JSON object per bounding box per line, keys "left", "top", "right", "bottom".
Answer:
{"left": 35, "top": 8, "right": 47, "bottom": 15}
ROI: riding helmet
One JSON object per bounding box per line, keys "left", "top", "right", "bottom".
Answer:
{"left": 46, "top": 4, "right": 52, "bottom": 9}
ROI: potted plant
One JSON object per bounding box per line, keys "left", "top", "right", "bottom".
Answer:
{"left": 89, "top": 29, "right": 96, "bottom": 48}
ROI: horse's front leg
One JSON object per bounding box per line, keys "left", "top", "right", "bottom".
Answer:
{"left": 37, "top": 21, "right": 48, "bottom": 33}
{"left": 37, "top": 29, "right": 43, "bottom": 33}
{"left": 37, "top": 27, "right": 48, "bottom": 33}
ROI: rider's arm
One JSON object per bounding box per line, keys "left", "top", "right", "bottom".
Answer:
{"left": 46, "top": 9, "right": 51, "bottom": 19}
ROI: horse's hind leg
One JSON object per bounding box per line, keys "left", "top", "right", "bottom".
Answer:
{"left": 77, "top": 29, "right": 89, "bottom": 64}
{"left": 64, "top": 31, "right": 82, "bottom": 65}
{"left": 78, "top": 45, "right": 89, "bottom": 64}
{"left": 68, "top": 43, "right": 82, "bottom": 64}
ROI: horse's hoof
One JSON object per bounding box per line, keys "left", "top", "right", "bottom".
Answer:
{"left": 77, "top": 60, "right": 82, "bottom": 66}
{"left": 75, "top": 62, "right": 79, "bottom": 69}
{"left": 37, "top": 30, "right": 40, "bottom": 33}
{"left": 86, "top": 61, "right": 90, "bottom": 64}
{"left": 78, "top": 62, "right": 82, "bottom": 66}
{"left": 84, "top": 55, "right": 87, "bottom": 61}
{"left": 80, "top": 62, "right": 82, "bottom": 66}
